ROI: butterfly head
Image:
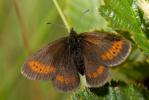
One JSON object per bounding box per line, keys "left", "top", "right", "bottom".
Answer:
{"left": 68, "top": 28, "right": 78, "bottom": 45}
{"left": 70, "top": 28, "right": 77, "bottom": 38}
{"left": 68, "top": 28, "right": 81, "bottom": 53}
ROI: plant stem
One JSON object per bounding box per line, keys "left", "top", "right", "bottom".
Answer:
{"left": 52, "top": 0, "right": 70, "bottom": 32}
{"left": 12, "top": 0, "right": 31, "bottom": 55}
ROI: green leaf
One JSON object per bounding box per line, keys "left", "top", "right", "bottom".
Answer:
{"left": 71, "top": 81, "right": 149, "bottom": 100}
{"left": 65, "top": 0, "right": 107, "bottom": 32}
{"left": 99, "top": 0, "right": 149, "bottom": 57}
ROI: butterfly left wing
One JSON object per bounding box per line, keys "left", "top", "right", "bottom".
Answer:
{"left": 22, "top": 37, "right": 80, "bottom": 92}
{"left": 21, "top": 38, "right": 66, "bottom": 80}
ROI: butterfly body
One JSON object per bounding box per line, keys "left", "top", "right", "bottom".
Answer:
{"left": 21, "top": 28, "right": 131, "bottom": 92}
{"left": 68, "top": 29, "right": 85, "bottom": 75}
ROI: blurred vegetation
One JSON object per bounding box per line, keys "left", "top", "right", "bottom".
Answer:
{"left": 0, "top": 0, "right": 149, "bottom": 100}
{"left": 71, "top": 81, "right": 149, "bottom": 100}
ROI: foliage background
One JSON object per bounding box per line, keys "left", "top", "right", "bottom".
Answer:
{"left": 0, "top": 0, "right": 149, "bottom": 100}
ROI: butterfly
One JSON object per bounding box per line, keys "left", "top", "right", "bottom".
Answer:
{"left": 21, "top": 28, "right": 131, "bottom": 92}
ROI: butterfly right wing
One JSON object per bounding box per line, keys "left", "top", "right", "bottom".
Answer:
{"left": 81, "top": 31, "right": 131, "bottom": 67}
{"left": 80, "top": 31, "right": 131, "bottom": 87}
{"left": 21, "top": 38, "right": 66, "bottom": 80}
{"left": 82, "top": 40, "right": 109, "bottom": 87}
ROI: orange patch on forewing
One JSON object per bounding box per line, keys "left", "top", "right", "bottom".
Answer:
{"left": 101, "top": 41, "right": 123, "bottom": 60}
{"left": 87, "top": 65, "right": 105, "bottom": 78}
{"left": 55, "top": 75, "right": 76, "bottom": 84}
{"left": 29, "top": 60, "right": 56, "bottom": 74}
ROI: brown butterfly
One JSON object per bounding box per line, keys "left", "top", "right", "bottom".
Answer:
{"left": 21, "top": 28, "right": 131, "bottom": 92}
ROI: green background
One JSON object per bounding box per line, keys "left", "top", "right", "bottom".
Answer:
{"left": 0, "top": 0, "right": 149, "bottom": 100}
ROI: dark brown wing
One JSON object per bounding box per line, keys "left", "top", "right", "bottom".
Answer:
{"left": 80, "top": 31, "right": 131, "bottom": 87}
{"left": 22, "top": 37, "right": 80, "bottom": 92}
{"left": 81, "top": 31, "right": 131, "bottom": 67}
{"left": 21, "top": 38, "right": 67, "bottom": 80}
{"left": 52, "top": 48, "right": 80, "bottom": 92}
{"left": 82, "top": 39, "right": 109, "bottom": 87}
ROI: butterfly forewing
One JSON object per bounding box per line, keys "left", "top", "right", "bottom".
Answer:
{"left": 21, "top": 38, "right": 67, "bottom": 80}
{"left": 81, "top": 31, "right": 131, "bottom": 67}
{"left": 22, "top": 37, "right": 80, "bottom": 92}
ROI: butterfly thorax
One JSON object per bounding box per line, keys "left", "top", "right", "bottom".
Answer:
{"left": 68, "top": 28, "right": 85, "bottom": 75}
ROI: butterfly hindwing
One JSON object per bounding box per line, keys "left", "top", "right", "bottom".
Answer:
{"left": 21, "top": 38, "right": 66, "bottom": 80}
{"left": 82, "top": 40, "right": 109, "bottom": 87}
{"left": 52, "top": 46, "right": 80, "bottom": 92}
{"left": 81, "top": 31, "right": 131, "bottom": 67}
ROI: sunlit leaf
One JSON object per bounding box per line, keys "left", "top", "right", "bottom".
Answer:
{"left": 99, "top": 0, "right": 149, "bottom": 57}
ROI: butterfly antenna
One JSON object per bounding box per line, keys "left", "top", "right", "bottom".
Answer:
{"left": 76, "top": 9, "right": 90, "bottom": 30}
{"left": 46, "top": 22, "right": 68, "bottom": 30}
{"left": 83, "top": 9, "right": 90, "bottom": 14}
{"left": 52, "top": 0, "right": 70, "bottom": 32}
